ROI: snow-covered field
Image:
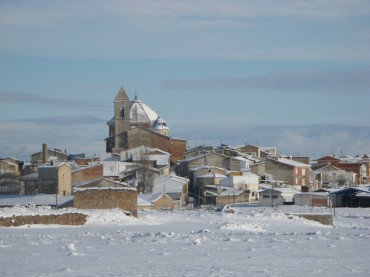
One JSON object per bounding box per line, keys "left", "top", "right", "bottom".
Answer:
{"left": 1, "top": 205, "right": 369, "bottom": 277}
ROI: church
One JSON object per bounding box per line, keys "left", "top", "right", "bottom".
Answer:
{"left": 105, "top": 87, "right": 187, "bottom": 163}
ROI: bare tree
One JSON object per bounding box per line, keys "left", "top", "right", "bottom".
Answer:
{"left": 135, "top": 150, "right": 155, "bottom": 193}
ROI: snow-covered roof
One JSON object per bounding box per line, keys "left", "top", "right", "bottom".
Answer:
{"left": 204, "top": 185, "right": 244, "bottom": 196}
{"left": 152, "top": 175, "right": 187, "bottom": 194}
{"left": 20, "top": 173, "right": 38, "bottom": 180}
{"left": 130, "top": 96, "right": 159, "bottom": 124}
{"left": 269, "top": 157, "right": 309, "bottom": 167}
{"left": 0, "top": 194, "right": 74, "bottom": 207}
{"left": 189, "top": 164, "right": 226, "bottom": 172}
{"left": 138, "top": 193, "right": 174, "bottom": 205}
{"left": 356, "top": 192, "right": 370, "bottom": 198}
{"left": 107, "top": 95, "right": 168, "bottom": 129}
{"left": 261, "top": 188, "right": 300, "bottom": 194}
{"left": 329, "top": 186, "right": 370, "bottom": 195}
{"left": 197, "top": 172, "right": 227, "bottom": 179}
{"left": 74, "top": 187, "right": 136, "bottom": 193}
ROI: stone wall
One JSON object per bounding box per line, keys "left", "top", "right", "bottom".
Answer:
{"left": 0, "top": 213, "right": 87, "bottom": 227}
{"left": 74, "top": 188, "right": 138, "bottom": 217}
{"left": 292, "top": 213, "right": 333, "bottom": 226}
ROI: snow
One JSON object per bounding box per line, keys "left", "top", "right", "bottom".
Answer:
{"left": 0, "top": 205, "right": 370, "bottom": 276}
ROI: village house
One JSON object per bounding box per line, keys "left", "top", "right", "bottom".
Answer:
{"left": 0, "top": 176, "right": 24, "bottom": 195}
{"left": 311, "top": 163, "right": 356, "bottom": 188}
{"left": 38, "top": 162, "right": 72, "bottom": 195}
{"left": 204, "top": 186, "right": 248, "bottom": 205}
{"left": 38, "top": 161, "right": 103, "bottom": 196}
{"left": 120, "top": 146, "right": 171, "bottom": 174}
{"left": 31, "top": 144, "right": 69, "bottom": 166}
{"left": 219, "top": 172, "right": 260, "bottom": 202}
{"left": 237, "top": 144, "right": 277, "bottom": 159}
{"left": 20, "top": 172, "right": 39, "bottom": 194}
{"left": 0, "top": 157, "right": 23, "bottom": 176}
{"left": 151, "top": 175, "right": 188, "bottom": 208}
{"left": 137, "top": 193, "right": 175, "bottom": 211}
{"left": 185, "top": 165, "right": 228, "bottom": 203}
{"left": 265, "top": 156, "right": 310, "bottom": 191}
{"left": 100, "top": 153, "right": 126, "bottom": 180}
{"left": 317, "top": 155, "right": 366, "bottom": 185}
{"left": 294, "top": 192, "right": 329, "bottom": 206}
{"left": 259, "top": 188, "right": 298, "bottom": 206}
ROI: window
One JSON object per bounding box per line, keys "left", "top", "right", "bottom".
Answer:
{"left": 263, "top": 195, "right": 270, "bottom": 199}
{"left": 120, "top": 107, "right": 125, "bottom": 118}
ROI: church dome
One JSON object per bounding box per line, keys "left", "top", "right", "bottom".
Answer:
{"left": 130, "top": 96, "right": 160, "bottom": 125}
{"left": 153, "top": 116, "right": 169, "bottom": 130}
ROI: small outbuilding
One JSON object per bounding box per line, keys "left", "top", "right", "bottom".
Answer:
{"left": 329, "top": 187, "right": 370, "bottom": 207}
{"left": 294, "top": 192, "right": 329, "bottom": 206}
{"left": 259, "top": 188, "right": 298, "bottom": 206}
{"left": 137, "top": 193, "right": 175, "bottom": 211}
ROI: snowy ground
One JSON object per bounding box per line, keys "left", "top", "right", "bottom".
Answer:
{"left": 0, "top": 205, "right": 369, "bottom": 277}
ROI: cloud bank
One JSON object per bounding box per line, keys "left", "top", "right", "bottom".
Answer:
{"left": 172, "top": 123, "right": 370, "bottom": 158}
{"left": 162, "top": 70, "right": 370, "bottom": 94}
{"left": 0, "top": 90, "right": 109, "bottom": 112}
{"left": 1, "top": 115, "right": 369, "bottom": 160}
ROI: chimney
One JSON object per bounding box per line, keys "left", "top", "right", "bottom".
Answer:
{"left": 42, "top": 143, "right": 48, "bottom": 164}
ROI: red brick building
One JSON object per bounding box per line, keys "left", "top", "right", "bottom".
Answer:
{"left": 317, "top": 155, "right": 365, "bottom": 185}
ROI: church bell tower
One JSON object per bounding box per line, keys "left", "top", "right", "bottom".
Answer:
{"left": 113, "top": 86, "right": 131, "bottom": 153}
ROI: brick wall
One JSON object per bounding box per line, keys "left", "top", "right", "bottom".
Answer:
{"left": 127, "top": 128, "right": 186, "bottom": 163}
{"left": 72, "top": 164, "right": 103, "bottom": 185}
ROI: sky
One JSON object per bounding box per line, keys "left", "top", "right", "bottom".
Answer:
{"left": 0, "top": 0, "right": 370, "bottom": 160}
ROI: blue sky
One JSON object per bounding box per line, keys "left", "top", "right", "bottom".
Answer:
{"left": 1, "top": 0, "right": 370, "bottom": 160}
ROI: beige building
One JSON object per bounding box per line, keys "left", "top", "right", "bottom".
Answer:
{"left": 0, "top": 159, "right": 19, "bottom": 176}
{"left": 265, "top": 157, "right": 310, "bottom": 191}
{"left": 38, "top": 162, "right": 72, "bottom": 195}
